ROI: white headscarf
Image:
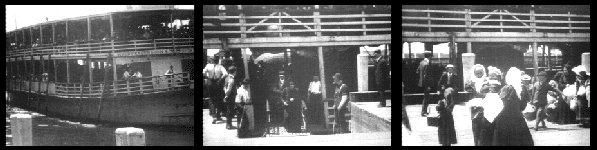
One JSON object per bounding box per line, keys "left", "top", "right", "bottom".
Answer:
{"left": 505, "top": 67, "right": 522, "bottom": 100}
{"left": 471, "top": 64, "right": 488, "bottom": 92}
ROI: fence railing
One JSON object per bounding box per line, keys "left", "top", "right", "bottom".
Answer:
{"left": 6, "top": 38, "right": 194, "bottom": 58}
{"left": 203, "top": 13, "right": 391, "bottom": 37}
{"left": 8, "top": 72, "right": 193, "bottom": 98}
{"left": 402, "top": 9, "right": 590, "bottom": 32}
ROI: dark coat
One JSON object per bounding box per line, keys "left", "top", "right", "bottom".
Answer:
{"left": 375, "top": 56, "right": 390, "bottom": 89}
{"left": 492, "top": 85, "right": 534, "bottom": 146}
{"left": 438, "top": 72, "right": 460, "bottom": 91}
{"left": 417, "top": 59, "right": 433, "bottom": 88}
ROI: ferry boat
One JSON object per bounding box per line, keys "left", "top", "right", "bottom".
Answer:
{"left": 5, "top": 8, "right": 194, "bottom": 127}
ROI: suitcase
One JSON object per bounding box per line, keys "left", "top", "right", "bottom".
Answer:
{"left": 427, "top": 115, "right": 440, "bottom": 127}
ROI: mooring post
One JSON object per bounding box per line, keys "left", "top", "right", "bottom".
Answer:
{"left": 115, "top": 127, "right": 146, "bottom": 146}
{"left": 10, "top": 114, "right": 33, "bottom": 146}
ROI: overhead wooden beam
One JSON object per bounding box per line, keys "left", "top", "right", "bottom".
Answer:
{"left": 402, "top": 37, "right": 590, "bottom": 43}
{"left": 403, "top": 32, "right": 590, "bottom": 38}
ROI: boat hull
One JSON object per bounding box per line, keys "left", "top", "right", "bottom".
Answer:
{"left": 7, "top": 89, "right": 194, "bottom": 127}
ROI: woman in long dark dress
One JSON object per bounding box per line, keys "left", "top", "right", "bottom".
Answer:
{"left": 492, "top": 67, "right": 534, "bottom": 146}
{"left": 283, "top": 81, "right": 305, "bottom": 133}
{"left": 466, "top": 64, "right": 493, "bottom": 146}
{"left": 437, "top": 88, "right": 457, "bottom": 146}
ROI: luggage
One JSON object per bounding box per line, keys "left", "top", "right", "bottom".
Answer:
{"left": 523, "top": 103, "right": 536, "bottom": 121}
{"left": 427, "top": 115, "right": 440, "bottom": 127}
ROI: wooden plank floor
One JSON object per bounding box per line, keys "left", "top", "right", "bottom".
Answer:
{"left": 402, "top": 103, "right": 590, "bottom": 146}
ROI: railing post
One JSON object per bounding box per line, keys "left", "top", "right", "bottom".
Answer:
{"left": 126, "top": 80, "right": 131, "bottom": 95}
{"left": 153, "top": 39, "right": 157, "bottom": 50}
{"left": 362, "top": 10, "right": 367, "bottom": 36}
{"left": 530, "top": 9, "right": 536, "bottom": 32}
{"left": 139, "top": 79, "right": 143, "bottom": 94}
{"left": 568, "top": 11, "right": 572, "bottom": 33}
{"left": 499, "top": 10, "right": 503, "bottom": 32}
{"left": 465, "top": 9, "right": 471, "bottom": 32}
{"left": 134, "top": 41, "right": 137, "bottom": 52}
{"left": 427, "top": 8, "right": 432, "bottom": 32}
{"left": 113, "top": 80, "right": 118, "bottom": 96}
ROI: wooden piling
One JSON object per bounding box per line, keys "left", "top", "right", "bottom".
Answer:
{"left": 10, "top": 114, "right": 33, "bottom": 146}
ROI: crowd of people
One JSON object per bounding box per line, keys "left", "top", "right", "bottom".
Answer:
{"left": 403, "top": 51, "right": 590, "bottom": 146}
{"left": 203, "top": 50, "right": 390, "bottom": 137}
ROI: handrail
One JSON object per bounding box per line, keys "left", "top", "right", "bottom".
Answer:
{"left": 8, "top": 72, "right": 192, "bottom": 98}
{"left": 202, "top": 12, "right": 391, "bottom": 37}
{"left": 6, "top": 38, "right": 194, "bottom": 57}
{"left": 402, "top": 9, "right": 590, "bottom": 33}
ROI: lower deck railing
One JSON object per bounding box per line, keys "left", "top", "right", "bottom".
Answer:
{"left": 7, "top": 72, "right": 194, "bottom": 98}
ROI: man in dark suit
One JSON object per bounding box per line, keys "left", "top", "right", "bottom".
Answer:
{"left": 374, "top": 50, "right": 390, "bottom": 107}
{"left": 417, "top": 51, "right": 433, "bottom": 116}
{"left": 437, "top": 64, "right": 460, "bottom": 108}
{"left": 270, "top": 71, "right": 289, "bottom": 125}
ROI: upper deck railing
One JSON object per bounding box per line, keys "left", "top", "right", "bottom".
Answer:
{"left": 6, "top": 38, "right": 194, "bottom": 58}
{"left": 402, "top": 9, "right": 590, "bottom": 33}
{"left": 203, "top": 13, "right": 391, "bottom": 38}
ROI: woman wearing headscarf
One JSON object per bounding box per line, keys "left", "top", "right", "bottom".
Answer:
{"left": 491, "top": 67, "right": 534, "bottom": 146}
{"left": 571, "top": 65, "right": 590, "bottom": 127}
{"left": 465, "top": 64, "right": 492, "bottom": 146}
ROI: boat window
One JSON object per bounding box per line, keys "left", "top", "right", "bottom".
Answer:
{"left": 90, "top": 15, "right": 111, "bottom": 42}
{"left": 67, "top": 19, "right": 88, "bottom": 43}
{"left": 41, "top": 24, "right": 53, "bottom": 45}
{"left": 55, "top": 22, "right": 67, "bottom": 45}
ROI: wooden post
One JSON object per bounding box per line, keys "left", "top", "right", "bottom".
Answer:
{"left": 89, "top": 54, "right": 93, "bottom": 83}
{"left": 408, "top": 42, "right": 412, "bottom": 61}
{"left": 54, "top": 59, "right": 58, "bottom": 83}
{"left": 427, "top": 8, "right": 431, "bottom": 32}
{"left": 139, "top": 78, "right": 143, "bottom": 94}
{"left": 40, "top": 25, "right": 43, "bottom": 44}
{"left": 10, "top": 114, "right": 33, "bottom": 146}
{"left": 542, "top": 45, "right": 546, "bottom": 67}
{"left": 547, "top": 45, "right": 551, "bottom": 70}
{"left": 47, "top": 55, "right": 51, "bottom": 95}
{"left": 88, "top": 17, "right": 91, "bottom": 42}
{"left": 239, "top": 6, "right": 246, "bottom": 39}
{"left": 40, "top": 55, "right": 44, "bottom": 93}
{"left": 17, "top": 57, "right": 20, "bottom": 91}
{"left": 52, "top": 23, "right": 55, "bottom": 44}
{"left": 568, "top": 11, "right": 572, "bottom": 33}
{"left": 314, "top": 9, "right": 321, "bottom": 36}
{"left": 29, "top": 49, "right": 34, "bottom": 106}
{"left": 115, "top": 127, "right": 146, "bottom": 146}
{"left": 65, "top": 21, "right": 68, "bottom": 43}
{"left": 113, "top": 54, "right": 118, "bottom": 96}
{"left": 465, "top": 9, "right": 471, "bottom": 32}
{"left": 499, "top": 10, "right": 503, "bottom": 32}
{"left": 66, "top": 60, "right": 71, "bottom": 83}
{"left": 361, "top": 10, "right": 367, "bottom": 36}
{"left": 318, "top": 47, "right": 327, "bottom": 100}
{"left": 109, "top": 14, "right": 114, "bottom": 39}
{"left": 126, "top": 80, "right": 131, "bottom": 95}
{"left": 533, "top": 42, "right": 538, "bottom": 79}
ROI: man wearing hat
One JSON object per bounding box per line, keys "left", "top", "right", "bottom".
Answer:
{"left": 530, "top": 71, "right": 564, "bottom": 131}
{"left": 417, "top": 51, "right": 434, "bottom": 116}
{"left": 437, "top": 64, "right": 459, "bottom": 111}
{"left": 270, "top": 71, "right": 289, "bottom": 126}
{"left": 374, "top": 50, "right": 390, "bottom": 107}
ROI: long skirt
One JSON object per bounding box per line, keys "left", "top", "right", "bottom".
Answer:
{"left": 438, "top": 111, "right": 457, "bottom": 145}
{"left": 472, "top": 116, "right": 494, "bottom": 146}
{"left": 492, "top": 110, "right": 534, "bottom": 146}
{"left": 551, "top": 99, "right": 577, "bottom": 124}
{"left": 576, "top": 96, "right": 590, "bottom": 124}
